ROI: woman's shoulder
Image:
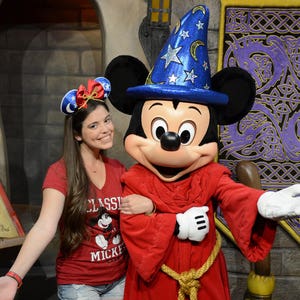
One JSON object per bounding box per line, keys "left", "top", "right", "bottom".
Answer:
{"left": 44, "top": 159, "right": 67, "bottom": 183}
{"left": 43, "top": 158, "right": 67, "bottom": 194}
{"left": 47, "top": 158, "right": 66, "bottom": 173}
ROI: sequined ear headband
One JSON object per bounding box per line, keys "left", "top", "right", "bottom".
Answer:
{"left": 60, "top": 77, "right": 111, "bottom": 115}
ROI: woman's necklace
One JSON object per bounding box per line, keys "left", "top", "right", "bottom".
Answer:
{"left": 88, "top": 160, "right": 102, "bottom": 173}
{"left": 84, "top": 154, "right": 103, "bottom": 174}
{"left": 85, "top": 155, "right": 106, "bottom": 189}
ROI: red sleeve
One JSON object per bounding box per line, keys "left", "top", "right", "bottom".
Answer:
{"left": 42, "top": 159, "right": 67, "bottom": 196}
{"left": 121, "top": 213, "right": 176, "bottom": 282}
{"left": 215, "top": 174, "right": 277, "bottom": 262}
{"left": 121, "top": 185, "right": 177, "bottom": 282}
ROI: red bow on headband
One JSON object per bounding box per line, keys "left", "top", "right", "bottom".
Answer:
{"left": 76, "top": 80, "right": 105, "bottom": 109}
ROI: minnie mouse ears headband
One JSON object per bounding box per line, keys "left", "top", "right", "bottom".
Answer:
{"left": 60, "top": 77, "right": 111, "bottom": 115}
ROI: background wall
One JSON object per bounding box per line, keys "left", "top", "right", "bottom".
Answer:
{"left": 0, "top": 0, "right": 102, "bottom": 204}
{"left": 0, "top": 0, "right": 298, "bottom": 299}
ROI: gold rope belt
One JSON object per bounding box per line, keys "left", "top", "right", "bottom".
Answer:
{"left": 161, "top": 231, "right": 222, "bottom": 300}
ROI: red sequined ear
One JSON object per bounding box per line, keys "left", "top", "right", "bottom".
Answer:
{"left": 76, "top": 80, "right": 105, "bottom": 109}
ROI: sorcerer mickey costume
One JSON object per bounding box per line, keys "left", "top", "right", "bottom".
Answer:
{"left": 104, "top": 5, "right": 300, "bottom": 300}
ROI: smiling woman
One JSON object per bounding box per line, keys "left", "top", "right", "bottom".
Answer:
{"left": 0, "top": 77, "right": 154, "bottom": 300}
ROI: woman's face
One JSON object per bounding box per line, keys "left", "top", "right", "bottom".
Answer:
{"left": 75, "top": 105, "right": 114, "bottom": 151}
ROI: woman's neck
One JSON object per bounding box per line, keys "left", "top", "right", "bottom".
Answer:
{"left": 82, "top": 150, "right": 106, "bottom": 189}
{"left": 80, "top": 145, "right": 103, "bottom": 172}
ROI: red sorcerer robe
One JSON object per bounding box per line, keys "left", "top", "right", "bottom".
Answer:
{"left": 120, "top": 162, "right": 277, "bottom": 300}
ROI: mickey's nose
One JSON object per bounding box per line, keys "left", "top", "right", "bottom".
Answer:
{"left": 160, "top": 132, "right": 180, "bottom": 151}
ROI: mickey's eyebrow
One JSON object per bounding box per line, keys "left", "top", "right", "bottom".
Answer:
{"left": 149, "top": 102, "right": 163, "bottom": 109}
{"left": 189, "top": 106, "right": 202, "bottom": 115}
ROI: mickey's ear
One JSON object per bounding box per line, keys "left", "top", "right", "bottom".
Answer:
{"left": 104, "top": 55, "right": 149, "bottom": 115}
{"left": 211, "top": 67, "right": 256, "bottom": 125}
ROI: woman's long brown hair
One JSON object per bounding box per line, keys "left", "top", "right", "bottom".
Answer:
{"left": 60, "top": 100, "right": 109, "bottom": 256}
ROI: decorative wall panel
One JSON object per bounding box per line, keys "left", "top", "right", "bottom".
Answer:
{"left": 217, "top": 0, "right": 300, "bottom": 243}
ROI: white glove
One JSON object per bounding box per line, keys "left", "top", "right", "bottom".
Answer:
{"left": 257, "top": 184, "right": 300, "bottom": 219}
{"left": 176, "top": 206, "right": 209, "bottom": 242}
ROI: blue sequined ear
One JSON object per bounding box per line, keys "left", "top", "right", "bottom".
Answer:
{"left": 60, "top": 89, "right": 77, "bottom": 115}
{"left": 94, "top": 77, "right": 111, "bottom": 99}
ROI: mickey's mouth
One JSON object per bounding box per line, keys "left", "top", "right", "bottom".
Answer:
{"left": 153, "top": 165, "right": 184, "bottom": 178}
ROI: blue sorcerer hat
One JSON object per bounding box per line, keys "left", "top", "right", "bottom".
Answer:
{"left": 126, "top": 5, "right": 228, "bottom": 106}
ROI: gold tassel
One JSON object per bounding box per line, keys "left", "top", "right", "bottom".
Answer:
{"left": 161, "top": 231, "right": 222, "bottom": 300}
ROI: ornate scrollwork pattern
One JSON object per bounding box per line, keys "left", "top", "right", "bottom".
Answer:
{"left": 218, "top": 7, "right": 300, "bottom": 237}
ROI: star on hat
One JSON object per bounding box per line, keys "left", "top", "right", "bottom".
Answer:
{"left": 127, "top": 5, "right": 228, "bottom": 106}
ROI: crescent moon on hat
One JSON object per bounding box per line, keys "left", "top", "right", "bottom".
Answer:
{"left": 190, "top": 40, "right": 205, "bottom": 61}
{"left": 66, "top": 103, "right": 75, "bottom": 114}
{"left": 145, "top": 69, "right": 165, "bottom": 85}
{"left": 192, "top": 5, "right": 206, "bottom": 15}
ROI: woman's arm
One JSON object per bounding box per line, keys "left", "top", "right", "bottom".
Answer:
{"left": 0, "top": 188, "right": 65, "bottom": 300}
{"left": 120, "top": 194, "right": 155, "bottom": 215}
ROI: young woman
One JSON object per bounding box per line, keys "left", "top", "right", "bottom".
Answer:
{"left": 0, "top": 77, "right": 154, "bottom": 300}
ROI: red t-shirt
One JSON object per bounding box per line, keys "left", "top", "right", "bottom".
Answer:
{"left": 42, "top": 156, "right": 127, "bottom": 286}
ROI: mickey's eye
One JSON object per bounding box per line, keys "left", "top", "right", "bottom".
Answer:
{"left": 152, "top": 118, "right": 168, "bottom": 141}
{"left": 178, "top": 121, "right": 195, "bottom": 145}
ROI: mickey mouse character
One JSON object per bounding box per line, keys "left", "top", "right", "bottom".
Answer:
{"left": 105, "top": 5, "right": 300, "bottom": 300}
{"left": 89, "top": 207, "right": 121, "bottom": 250}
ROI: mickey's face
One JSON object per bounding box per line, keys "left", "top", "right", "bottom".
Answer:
{"left": 124, "top": 99, "right": 218, "bottom": 182}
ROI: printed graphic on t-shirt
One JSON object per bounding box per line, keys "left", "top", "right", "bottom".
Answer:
{"left": 88, "top": 197, "right": 126, "bottom": 263}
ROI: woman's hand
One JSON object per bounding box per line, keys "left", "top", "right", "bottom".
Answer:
{"left": 120, "top": 194, "right": 155, "bottom": 215}
{"left": 0, "top": 275, "right": 18, "bottom": 300}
